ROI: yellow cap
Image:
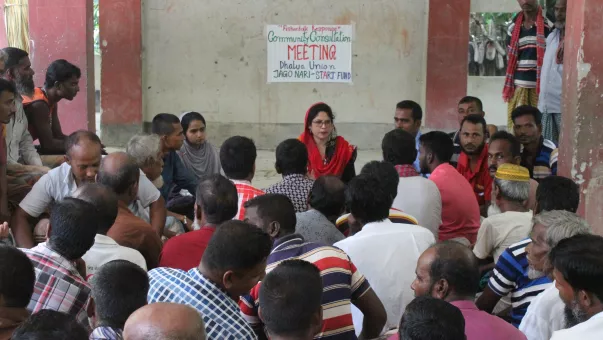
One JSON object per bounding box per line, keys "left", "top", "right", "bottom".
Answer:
{"left": 495, "top": 164, "right": 530, "bottom": 182}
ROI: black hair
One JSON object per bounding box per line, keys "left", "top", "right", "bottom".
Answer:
{"left": 244, "top": 194, "right": 297, "bottom": 234}
{"left": 275, "top": 139, "right": 308, "bottom": 176}
{"left": 306, "top": 103, "right": 335, "bottom": 128}
{"left": 396, "top": 100, "right": 423, "bottom": 121}
{"left": 151, "top": 113, "right": 180, "bottom": 136}
{"left": 260, "top": 260, "right": 323, "bottom": 338}
{"left": 511, "top": 105, "right": 542, "bottom": 125}
{"left": 460, "top": 114, "right": 487, "bottom": 136}
{"left": 72, "top": 183, "right": 119, "bottom": 235}
{"left": 458, "top": 96, "right": 483, "bottom": 112}
{"left": 399, "top": 296, "right": 466, "bottom": 340}
{"left": 220, "top": 136, "right": 257, "bottom": 180}
{"left": 360, "top": 161, "right": 400, "bottom": 200}
{"left": 0, "top": 78, "right": 17, "bottom": 96}
{"left": 201, "top": 220, "right": 272, "bottom": 272}
{"left": 308, "top": 175, "right": 346, "bottom": 219}
{"left": 91, "top": 260, "right": 149, "bottom": 329}
{"left": 345, "top": 174, "right": 392, "bottom": 224}
{"left": 48, "top": 197, "right": 99, "bottom": 260}
{"left": 0, "top": 246, "right": 35, "bottom": 308}
{"left": 381, "top": 129, "right": 417, "bottom": 166}
{"left": 536, "top": 176, "right": 580, "bottom": 213}
{"left": 97, "top": 154, "right": 140, "bottom": 195}
{"left": 489, "top": 131, "right": 521, "bottom": 158}
{"left": 181, "top": 111, "right": 206, "bottom": 134}
{"left": 44, "top": 59, "right": 81, "bottom": 88}
{"left": 64, "top": 130, "right": 102, "bottom": 157}
{"left": 419, "top": 131, "right": 454, "bottom": 163}
{"left": 12, "top": 310, "right": 88, "bottom": 340}
{"left": 2, "top": 47, "right": 28, "bottom": 73}
{"left": 429, "top": 242, "right": 480, "bottom": 297}
{"left": 550, "top": 234, "right": 603, "bottom": 303}
{"left": 195, "top": 174, "right": 239, "bottom": 224}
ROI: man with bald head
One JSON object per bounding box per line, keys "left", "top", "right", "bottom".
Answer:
{"left": 124, "top": 303, "right": 206, "bottom": 340}
{"left": 97, "top": 152, "right": 162, "bottom": 269}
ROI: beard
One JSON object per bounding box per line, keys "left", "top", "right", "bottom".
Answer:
{"left": 152, "top": 175, "right": 164, "bottom": 189}
{"left": 527, "top": 267, "right": 546, "bottom": 280}
{"left": 564, "top": 299, "right": 589, "bottom": 328}
{"left": 488, "top": 202, "right": 502, "bottom": 217}
{"left": 15, "top": 72, "right": 34, "bottom": 96}
{"left": 461, "top": 142, "right": 485, "bottom": 156}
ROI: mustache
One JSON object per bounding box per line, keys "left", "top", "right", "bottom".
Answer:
{"left": 489, "top": 165, "right": 498, "bottom": 172}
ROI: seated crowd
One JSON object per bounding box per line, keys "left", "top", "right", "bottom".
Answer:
{"left": 0, "top": 47, "right": 600, "bottom": 340}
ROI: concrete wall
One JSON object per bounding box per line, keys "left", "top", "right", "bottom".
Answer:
{"left": 142, "top": 0, "right": 428, "bottom": 149}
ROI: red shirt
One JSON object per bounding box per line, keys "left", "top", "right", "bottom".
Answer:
{"left": 159, "top": 226, "right": 216, "bottom": 270}
{"left": 232, "top": 180, "right": 264, "bottom": 220}
{"left": 457, "top": 144, "right": 493, "bottom": 206}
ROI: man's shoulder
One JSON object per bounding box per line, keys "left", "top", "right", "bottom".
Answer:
{"left": 485, "top": 211, "right": 533, "bottom": 225}
{"left": 500, "top": 239, "right": 531, "bottom": 261}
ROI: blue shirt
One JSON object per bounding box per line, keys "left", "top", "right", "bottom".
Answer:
{"left": 520, "top": 137, "right": 558, "bottom": 182}
{"left": 160, "top": 150, "right": 198, "bottom": 200}
{"left": 414, "top": 131, "right": 421, "bottom": 172}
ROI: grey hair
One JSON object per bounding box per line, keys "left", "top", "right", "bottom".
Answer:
{"left": 126, "top": 134, "right": 162, "bottom": 168}
{"left": 494, "top": 178, "right": 530, "bottom": 202}
{"left": 533, "top": 210, "right": 592, "bottom": 249}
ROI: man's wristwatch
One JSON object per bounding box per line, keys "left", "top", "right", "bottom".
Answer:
{"left": 183, "top": 216, "right": 187, "bottom": 225}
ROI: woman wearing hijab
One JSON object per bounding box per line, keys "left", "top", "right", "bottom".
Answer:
{"left": 178, "top": 112, "right": 222, "bottom": 180}
{"left": 299, "top": 103, "right": 357, "bottom": 183}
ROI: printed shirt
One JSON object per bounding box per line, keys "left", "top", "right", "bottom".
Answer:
{"left": 89, "top": 326, "right": 123, "bottom": 340}
{"left": 295, "top": 209, "right": 345, "bottom": 246}
{"left": 336, "top": 208, "right": 418, "bottom": 237}
{"left": 521, "top": 137, "right": 558, "bottom": 181}
{"left": 264, "top": 174, "right": 314, "bottom": 213}
{"left": 232, "top": 180, "right": 264, "bottom": 220}
{"left": 538, "top": 29, "right": 563, "bottom": 114}
{"left": 240, "top": 234, "right": 371, "bottom": 340}
{"left": 487, "top": 239, "right": 553, "bottom": 327}
{"left": 20, "top": 243, "right": 91, "bottom": 331}
{"left": 507, "top": 19, "right": 551, "bottom": 88}
{"left": 159, "top": 225, "right": 216, "bottom": 270}
{"left": 456, "top": 144, "right": 493, "bottom": 206}
{"left": 450, "top": 300, "right": 527, "bottom": 340}
{"left": 148, "top": 267, "right": 257, "bottom": 340}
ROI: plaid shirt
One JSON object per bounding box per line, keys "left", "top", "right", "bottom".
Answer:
{"left": 264, "top": 174, "right": 314, "bottom": 213}
{"left": 90, "top": 326, "right": 123, "bottom": 340}
{"left": 232, "top": 180, "right": 264, "bottom": 220}
{"left": 21, "top": 243, "right": 91, "bottom": 331}
{"left": 148, "top": 267, "right": 257, "bottom": 340}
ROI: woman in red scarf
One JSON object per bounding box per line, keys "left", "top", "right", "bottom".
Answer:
{"left": 299, "top": 103, "right": 357, "bottom": 183}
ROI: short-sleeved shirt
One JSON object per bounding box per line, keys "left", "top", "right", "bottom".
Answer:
{"left": 295, "top": 209, "right": 344, "bottom": 246}
{"left": 519, "top": 283, "right": 565, "bottom": 340}
{"left": 450, "top": 300, "right": 527, "bottom": 340}
{"left": 507, "top": 19, "right": 551, "bottom": 88}
{"left": 521, "top": 137, "right": 558, "bottom": 182}
{"left": 240, "top": 234, "right": 370, "bottom": 339}
{"left": 159, "top": 225, "right": 216, "bottom": 270}
{"left": 473, "top": 211, "right": 533, "bottom": 263}
{"left": 232, "top": 180, "right": 264, "bottom": 220}
{"left": 264, "top": 174, "right": 314, "bottom": 213}
{"left": 487, "top": 239, "right": 553, "bottom": 327}
{"left": 428, "top": 163, "right": 480, "bottom": 243}
{"left": 456, "top": 144, "right": 493, "bottom": 206}
{"left": 19, "top": 163, "right": 160, "bottom": 218}
{"left": 82, "top": 234, "right": 147, "bottom": 278}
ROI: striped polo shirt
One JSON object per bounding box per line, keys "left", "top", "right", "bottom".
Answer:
{"left": 488, "top": 238, "right": 553, "bottom": 327}
{"left": 240, "top": 234, "right": 370, "bottom": 339}
{"left": 521, "top": 137, "right": 558, "bottom": 182}
{"left": 507, "top": 19, "right": 551, "bottom": 88}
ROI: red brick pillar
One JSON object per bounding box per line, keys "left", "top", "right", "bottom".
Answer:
{"left": 559, "top": 0, "right": 603, "bottom": 235}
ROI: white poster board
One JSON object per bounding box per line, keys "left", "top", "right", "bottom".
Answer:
{"left": 266, "top": 25, "right": 353, "bottom": 83}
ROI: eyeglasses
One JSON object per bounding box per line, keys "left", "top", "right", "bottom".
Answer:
{"left": 312, "top": 120, "right": 333, "bottom": 127}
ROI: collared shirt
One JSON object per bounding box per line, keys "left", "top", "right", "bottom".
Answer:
{"left": 521, "top": 137, "right": 558, "bottom": 181}
{"left": 336, "top": 208, "right": 418, "bottom": 237}
{"left": 429, "top": 163, "right": 480, "bottom": 243}
{"left": 89, "top": 326, "right": 123, "bottom": 340}
{"left": 392, "top": 170, "right": 441, "bottom": 238}
{"left": 0, "top": 307, "right": 29, "bottom": 340}
{"left": 240, "top": 234, "right": 370, "bottom": 340}
{"left": 159, "top": 225, "right": 216, "bottom": 270}
{"left": 5, "top": 98, "right": 42, "bottom": 166}
{"left": 487, "top": 239, "right": 553, "bottom": 327}
{"left": 148, "top": 267, "right": 257, "bottom": 340}
{"left": 264, "top": 174, "right": 314, "bottom": 213}
{"left": 82, "top": 234, "right": 147, "bottom": 278}
{"left": 538, "top": 29, "right": 563, "bottom": 114}
{"left": 519, "top": 283, "right": 565, "bottom": 340}
{"left": 457, "top": 144, "right": 493, "bottom": 206}
{"left": 550, "top": 311, "right": 603, "bottom": 340}
{"left": 19, "top": 163, "right": 160, "bottom": 218}
{"left": 21, "top": 243, "right": 91, "bottom": 331}
{"left": 413, "top": 131, "right": 421, "bottom": 172}
{"left": 335, "top": 220, "right": 435, "bottom": 335}
{"left": 232, "top": 179, "right": 264, "bottom": 220}
{"left": 473, "top": 211, "right": 533, "bottom": 263}
{"left": 160, "top": 150, "right": 197, "bottom": 200}
{"left": 450, "top": 300, "right": 527, "bottom": 340}
{"left": 295, "top": 209, "right": 344, "bottom": 246}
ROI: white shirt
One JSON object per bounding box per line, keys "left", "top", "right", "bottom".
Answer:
{"left": 538, "top": 29, "right": 563, "bottom": 114}
{"left": 550, "top": 311, "right": 603, "bottom": 340}
{"left": 20, "top": 163, "right": 160, "bottom": 217}
{"left": 334, "top": 219, "right": 435, "bottom": 335}
{"left": 82, "top": 234, "right": 147, "bottom": 277}
{"left": 519, "top": 283, "right": 565, "bottom": 340}
{"left": 473, "top": 210, "right": 533, "bottom": 263}
{"left": 392, "top": 176, "right": 442, "bottom": 238}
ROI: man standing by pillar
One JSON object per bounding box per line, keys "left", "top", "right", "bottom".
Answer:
{"left": 538, "top": 0, "right": 566, "bottom": 145}
{"left": 503, "top": 0, "right": 551, "bottom": 129}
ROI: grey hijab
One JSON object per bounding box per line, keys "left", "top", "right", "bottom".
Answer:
{"left": 178, "top": 112, "right": 222, "bottom": 180}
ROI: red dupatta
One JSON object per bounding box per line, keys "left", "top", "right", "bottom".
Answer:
{"left": 298, "top": 103, "right": 354, "bottom": 178}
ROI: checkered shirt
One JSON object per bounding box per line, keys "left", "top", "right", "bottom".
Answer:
{"left": 232, "top": 180, "right": 264, "bottom": 220}
{"left": 20, "top": 243, "right": 91, "bottom": 331}
{"left": 148, "top": 267, "right": 257, "bottom": 340}
{"left": 264, "top": 174, "right": 314, "bottom": 213}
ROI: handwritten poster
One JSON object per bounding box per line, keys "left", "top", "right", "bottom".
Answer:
{"left": 267, "top": 25, "right": 353, "bottom": 83}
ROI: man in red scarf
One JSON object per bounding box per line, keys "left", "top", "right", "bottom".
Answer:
{"left": 503, "top": 0, "right": 551, "bottom": 130}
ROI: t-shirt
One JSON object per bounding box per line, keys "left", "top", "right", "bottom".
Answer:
{"left": 473, "top": 211, "right": 533, "bottom": 263}
{"left": 507, "top": 18, "right": 551, "bottom": 88}
{"left": 392, "top": 175, "right": 442, "bottom": 238}
{"left": 159, "top": 226, "right": 215, "bottom": 270}
{"left": 450, "top": 300, "right": 527, "bottom": 340}
{"left": 82, "top": 234, "right": 147, "bottom": 278}
{"left": 519, "top": 283, "right": 565, "bottom": 340}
